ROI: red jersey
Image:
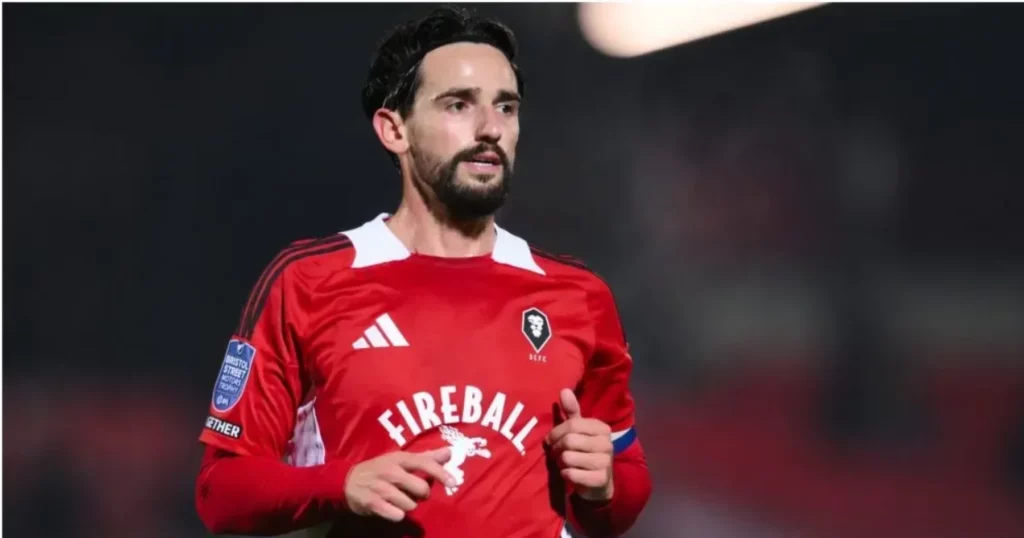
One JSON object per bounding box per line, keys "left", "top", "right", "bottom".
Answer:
{"left": 199, "top": 213, "right": 640, "bottom": 538}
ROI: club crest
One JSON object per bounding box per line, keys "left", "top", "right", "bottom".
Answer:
{"left": 521, "top": 307, "right": 552, "bottom": 353}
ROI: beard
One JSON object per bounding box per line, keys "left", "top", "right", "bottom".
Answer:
{"left": 410, "top": 142, "right": 512, "bottom": 221}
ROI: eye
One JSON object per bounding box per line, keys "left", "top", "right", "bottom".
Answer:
{"left": 446, "top": 101, "right": 468, "bottom": 112}
{"left": 497, "top": 102, "right": 519, "bottom": 116}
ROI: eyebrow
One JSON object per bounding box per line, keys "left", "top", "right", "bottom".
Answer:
{"left": 433, "top": 87, "right": 521, "bottom": 104}
{"left": 495, "top": 89, "right": 522, "bottom": 104}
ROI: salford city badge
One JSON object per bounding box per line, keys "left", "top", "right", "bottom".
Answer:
{"left": 521, "top": 307, "right": 552, "bottom": 353}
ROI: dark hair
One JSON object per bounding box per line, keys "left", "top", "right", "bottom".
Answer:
{"left": 361, "top": 6, "right": 525, "bottom": 166}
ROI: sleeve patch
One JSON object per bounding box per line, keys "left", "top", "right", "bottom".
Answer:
{"left": 205, "top": 416, "right": 243, "bottom": 439}
{"left": 212, "top": 339, "right": 256, "bottom": 412}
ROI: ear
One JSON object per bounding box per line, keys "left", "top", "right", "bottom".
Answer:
{"left": 372, "top": 108, "right": 409, "bottom": 156}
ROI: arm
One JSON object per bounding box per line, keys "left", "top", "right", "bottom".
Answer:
{"left": 568, "top": 440, "right": 651, "bottom": 538}
{"left": 195, "top": 244, "right": 352, "bottom": 535}
{"left": 567, "top": 278, "right": 653, "bottom": 537}
{"left": 196, "top": 446, "right": 353, "bottom": 536}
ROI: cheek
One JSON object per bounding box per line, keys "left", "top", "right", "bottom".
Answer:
{"left": 438, "top": 116, "right": 476, "bottom": 149}
{"left": 502, "top": 124, "right": 520, "bottom": 159}
{"left": 414, "top": 117, "right": 468, "bottom": 157}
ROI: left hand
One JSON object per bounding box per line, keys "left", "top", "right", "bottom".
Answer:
{"left": 545, "top": 388, "right": 614, "bottom": 501}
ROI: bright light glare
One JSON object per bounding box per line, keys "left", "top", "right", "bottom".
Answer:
{"left": 578, "top": 2, "right": 825, "bottom": 58}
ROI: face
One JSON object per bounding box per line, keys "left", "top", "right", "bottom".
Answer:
{"left": 404, "top": 42, "right": 521, "bottom": 220}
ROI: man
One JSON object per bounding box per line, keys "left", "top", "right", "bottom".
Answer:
{"left": 195, "top": 7, "right": 651, "bottom": 538}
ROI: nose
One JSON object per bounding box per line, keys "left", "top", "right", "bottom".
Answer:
{"left": 475, "top": 107, "right": 502, "bottom": 143}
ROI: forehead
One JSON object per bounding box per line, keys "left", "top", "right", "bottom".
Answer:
{"left": 417, "top": 42, "right": 517, "bottom": 95}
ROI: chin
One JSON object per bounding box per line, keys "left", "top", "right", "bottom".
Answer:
{"left": 458, "top": 172, "right": 504, "bottom": 188}
{"left": 440, "top": 183, "right": 508, "bottom": 220}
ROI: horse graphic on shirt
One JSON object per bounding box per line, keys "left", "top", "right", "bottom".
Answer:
{"left": 439, "top": 425, "right": 492, "bottom": 495}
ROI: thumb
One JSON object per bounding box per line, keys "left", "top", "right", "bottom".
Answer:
{"left": 559, "top": 388, "right": 582, "bottom": 419}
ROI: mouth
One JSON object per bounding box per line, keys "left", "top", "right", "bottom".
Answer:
{"left": 462, "top": 151, "right": 503, "bottom": 172}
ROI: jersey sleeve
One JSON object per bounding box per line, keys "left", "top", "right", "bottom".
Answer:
{"left": 198, "top": 255, "right": 309, "bottom": 459}
{"left": 568, "top": 277, "right": 651, "bottom": 537}
{"left": 578, "top": 277, "right": 638, "bottom": 454}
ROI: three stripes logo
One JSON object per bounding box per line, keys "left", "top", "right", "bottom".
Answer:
{"left": 353, "top": 313, "right": 409, "bottom": 349}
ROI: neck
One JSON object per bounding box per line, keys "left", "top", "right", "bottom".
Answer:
{"left": 387, "top": 177, "right": 497, "bottom": 258}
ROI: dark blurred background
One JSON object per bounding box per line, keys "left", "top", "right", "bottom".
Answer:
{"left": 4, "top": 3, "right": 1023, "bottom": 537}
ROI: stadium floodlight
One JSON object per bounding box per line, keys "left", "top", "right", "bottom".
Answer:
{"left": 578, "top": 2, "right": 825, "bottom": 58}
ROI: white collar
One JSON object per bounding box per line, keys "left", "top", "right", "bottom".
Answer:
{"left": 342, "top": 213, "right": 545, "bottom": 275}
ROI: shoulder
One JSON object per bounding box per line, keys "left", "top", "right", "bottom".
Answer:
{"left": 528, "top": 244, "right": 629, "bottom": 342}
{"left": 272, "top": 211, "right": 412, "bottom": 277}
{"left": 527, "top": 244, "right": 616, "bottom": 302}
{"left": 264, "top": 234, "right": 356, "bottom": 283}
{"left": 236, "top": 234, "right": 354, "bottom": 338}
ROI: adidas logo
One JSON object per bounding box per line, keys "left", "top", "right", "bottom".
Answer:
{"left": 352, "top": 313, "right": 409, "bottom": 349}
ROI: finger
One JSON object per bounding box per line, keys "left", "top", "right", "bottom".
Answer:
{"left": 561, "top": 467, "right": 608, "bottom": 489}
{"left": 553, "top": 432, "right": 613, "bottom": 455}
{"left": 560, "top": 389, "right": 582, "bottom": 420}
{"left": 546, "top": 418, "right": 611, "bottom": 446}
{"left": 546, "top": 422, "right": 571, "bottom": 446}
{"left": 561, "top": 450, "right": 611, "bottom": 471}
{"left": 402, "top": 453, "right": 456, "bottom": 487}
{"left": 368, "top": 497, "right": 406, "bottom": 522}
{"left": 570, "top": 418, "right": 612, "bottom": 436}
{"left": 547, "top": 420, "right": 586, "bottom": 446}
{"left": 374, "top": 481, "right": 418, "bottom": 512}
{"left": 386, "top": 469, "right": 432, "bottom": 500}
{"left": 424, "top": 447, "right": 451, "bottom": 464}
{"left": 552, "top": 432, "right": 587, "bottom": 453}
